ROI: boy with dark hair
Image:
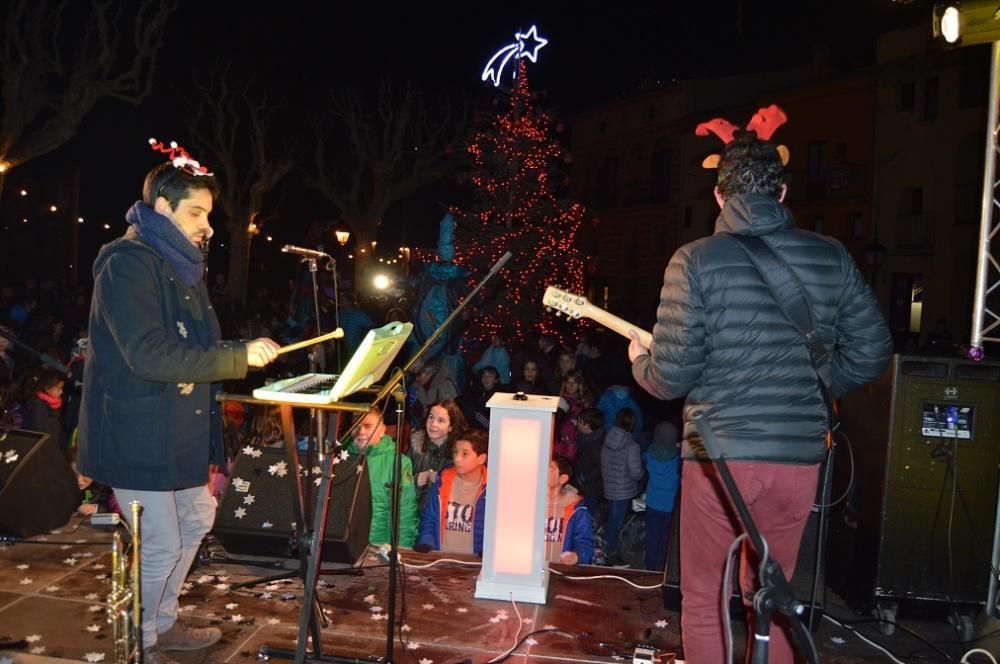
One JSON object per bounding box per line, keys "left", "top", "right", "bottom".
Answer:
{"left": 545, "top": 454, "right": 594, "bottom": 565}
{"left": 572, "top": 407, "right": 606, "bottom": 516}
{"left": 345, "top": 404, "right": 419, "bottom": 548}
{"left": 415, "top": 429, "right": 489, "bottom": 555}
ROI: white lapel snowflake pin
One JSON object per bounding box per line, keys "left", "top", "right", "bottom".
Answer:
{"left": 176, "top": 321, "right": 188, "bottom": 338}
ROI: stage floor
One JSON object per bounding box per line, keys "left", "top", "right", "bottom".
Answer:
{"left": 0, "top": 515, "right": 993, "bottom": 663}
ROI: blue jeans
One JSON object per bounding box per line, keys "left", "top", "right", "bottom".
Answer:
{"left": 644, "top": 507, "right": 674, "bottom": 571}
{"left": 113, "top": 485, "right": 216, "bottom": 648}
{"left": 603, "top": 498, "right": 630, "bottom": 559}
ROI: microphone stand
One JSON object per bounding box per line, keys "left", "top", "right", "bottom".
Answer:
{"left": 691, "top": 411, "right": 819, "bottom": 664}
{"left": 275, "top": 251, "right": 512, "bottom": 664}
{"left": 0, "top": 327, "right": 70, "bottom": 377}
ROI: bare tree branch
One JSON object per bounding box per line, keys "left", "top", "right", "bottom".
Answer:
{"left": 183, "top": 64, "right": 296, "bottom": 303}
{"left": 304, "top": 80, "right": 468, "bottom": 247}
{"left": 0, "top": 0, "right": 178, "bottom": 189}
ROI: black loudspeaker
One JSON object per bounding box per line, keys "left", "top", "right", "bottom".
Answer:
{"left": 829, "top": 353, "right": 1000, "bottom": 607}
{"left": 212, "top": 446, "right": 371, "bottom": 564}
{"left": 0, "top": 429, "right": 80, "bottom": 538}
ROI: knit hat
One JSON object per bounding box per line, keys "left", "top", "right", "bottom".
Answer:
{"left": 648, "top": 421, "right": 679, "bottom": 462}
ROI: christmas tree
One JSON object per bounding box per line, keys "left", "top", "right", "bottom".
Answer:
{"left": 451, "top": 58, "right": 587, "bottom": 344}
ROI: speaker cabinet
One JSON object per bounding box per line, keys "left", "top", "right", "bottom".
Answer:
{"left": 213, "top": 446, "right": 371, "bottom": 564}
{"left": 829, "top": 353, "right": 1000, "bottom": 606}
{"left": 0, "top": 429, "right": 80, "bottom": 538}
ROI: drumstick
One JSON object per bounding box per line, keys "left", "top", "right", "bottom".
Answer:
{"left": 276, "top": 328, "right": 345, "bottom": 355}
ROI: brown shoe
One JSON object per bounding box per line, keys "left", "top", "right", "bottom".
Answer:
{"left": 157, "top": 620, "right": 223, "bottom": 651}
{"left": 143, "top": 644, "right": 181, "bottom": 664}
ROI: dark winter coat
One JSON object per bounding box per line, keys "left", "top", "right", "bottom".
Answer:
{"left": 632, "top": 193, "right": 892, "bottom": 463}
{"left": 572, "top": 425, "right": 605, "bottom": 499}
{"left": 77, "top": 221, "right": 249, "bottom": 491}
{"left": 600, "top": 426, "right": 644, "bottom": 500}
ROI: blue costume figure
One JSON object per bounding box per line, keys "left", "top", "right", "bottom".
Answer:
{"left": 409, "top": 213, "right": 471, "bottom": 390}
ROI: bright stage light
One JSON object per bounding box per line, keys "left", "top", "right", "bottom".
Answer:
{"left": 373, "top": 274, "right": 390, "bottom": 290}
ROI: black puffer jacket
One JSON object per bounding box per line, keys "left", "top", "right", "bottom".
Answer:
{"left": 632, "top": 194, "right": 892, "bottom": 464}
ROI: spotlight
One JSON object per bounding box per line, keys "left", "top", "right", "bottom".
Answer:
{"left": 933, "top": 1, "right": 1000, "bottom": 46}
{"left": 373, "top": 274, "right": 391, "bottom": 290}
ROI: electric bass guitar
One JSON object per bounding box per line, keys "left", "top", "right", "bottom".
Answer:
{"left": 542, "top": 286, "right": 653, "bottom": 350}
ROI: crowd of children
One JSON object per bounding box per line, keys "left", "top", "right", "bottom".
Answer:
{"left": 1, "top": 276, "right": 684, "bottom": 569}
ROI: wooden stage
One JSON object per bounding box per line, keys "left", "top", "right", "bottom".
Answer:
{"left": 0, "top": 515, "right": 992, "bottom": 663}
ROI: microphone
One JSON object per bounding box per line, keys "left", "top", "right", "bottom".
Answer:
{"left": 281, "top": 244, "right": 328, "bottom": 259}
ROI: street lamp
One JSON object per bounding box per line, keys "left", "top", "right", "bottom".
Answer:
{"left": 335, "top": 230, "right": 350, "bottom": 247}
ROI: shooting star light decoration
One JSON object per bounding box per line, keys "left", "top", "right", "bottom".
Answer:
{"left": 481, "top": 25, "right": 548, "bottom": 87}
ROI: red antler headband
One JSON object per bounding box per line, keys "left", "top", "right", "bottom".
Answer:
{"left": 148, "top": 138, "right": 213, "bottom": 176}
{"left": 695, "top": 104, "right": 790, "bottom": 169}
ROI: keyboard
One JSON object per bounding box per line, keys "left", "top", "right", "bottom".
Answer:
{"left": 252, "top": 373, "right": 340, "bottom": 405}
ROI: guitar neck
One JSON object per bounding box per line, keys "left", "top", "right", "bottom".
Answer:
{"left": 581, "top": 304, "right": 653, "bottom": 350}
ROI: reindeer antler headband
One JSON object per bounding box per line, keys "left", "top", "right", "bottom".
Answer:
{"left": 148, "top": 138, "right": 213, "bottom": 176}
{"left": 695, "top": 104, "right": 790, "bottom": 169}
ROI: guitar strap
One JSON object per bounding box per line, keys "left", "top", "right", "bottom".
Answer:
{"left": 728, "top": 233, "right": 839, "bottom": 432}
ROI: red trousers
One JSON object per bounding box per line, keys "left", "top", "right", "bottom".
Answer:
{"left": 679, "top": 459, "right": 819, "bottom": 664}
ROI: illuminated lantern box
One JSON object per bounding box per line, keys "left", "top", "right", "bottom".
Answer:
{"left": 475, "top": 391, "right": 560, "bottom": 604}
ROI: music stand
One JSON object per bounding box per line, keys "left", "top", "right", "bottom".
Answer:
{"left": 241, "top": 324, "right": 413, "bottom": 663}
{"left": 281, "top": 251, "right": 512, "bottom": 664}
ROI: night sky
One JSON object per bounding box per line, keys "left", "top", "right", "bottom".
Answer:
{"left": 6, "top": 0, "right": 926, "bottom": 281}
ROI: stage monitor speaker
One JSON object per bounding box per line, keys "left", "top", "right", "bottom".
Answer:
{"left": 829, "top": 353, "right": 1000, "bottom": 607}
{"left": 0, "top": 429, "right": 80, "bottom": 538}
{"left": 212, "top": 446, "right": 371, "bottom": 564}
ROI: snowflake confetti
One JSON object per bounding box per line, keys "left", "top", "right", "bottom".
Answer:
{"left": 830, "top": 636, "right": 846, "bottom": 645}
{"left": 231, "top": 614, "right": 244, "bottom": 623}
{"left": 25, "top": 634, "right": 41, "bottom": 643}
{"left": 522, "top": 617, "right": 533, "bottom": 624}
{"left": 176, "top": 321, "right": 188, "bottom": 338}
{"left": 489, "top": 616, "right": 502, "bottom": 624}
{"left": 456, "top": 607, "right": 469, "bottom": 613}
{"left": 406, "top": 642, "right": 421, "bottom": 650}
{"left": 419, "top": 658, "right": 433, "bottom": 664}
{"left": 401, "top": 624, "right": 412, "bottom": 632}
{"left": 421, "top": 603, "right": 435, "bottom": 610}
{"left": 196, "top": 575, "right": 214, "bottom": 584}
{"left": 243, "top": 495, "right": 255, "bottom": 505}
{"left": 260, "top": 592, "right": 273, "bottom": 599}
{"left": 261, "top": 520, "right": 273, "bottom": 529}
{"left": 87, "top": 625, "right": 101, "bottom": 633}
{"left": 83, "top": 652, "right": 106, "bottom": 662}
{"left": 543, "top": 624, "right": 557, "bottom": 630}
{"left": 63, "top": 558, "right": 78, "bottom": 565}
{"left": 85, "top": 593, "right": 100, "bottom": 600}
{"left": 370, "top": 613, "right": 388, "bottom": 621}
{"left": 364, "top": 594, "right": 376, "bottom": 604}
{"left": 226, "top": 602, "right": 239, "bottom": 610}
{"left": 654, "top": 619, "right": 668, "bottom": 628}
{"left": 89, "top": 605, "right": 104, "bottom": 612}
{"left": 15, "top": 564, "right": 28, "bottom": 570}
{"left": 267, "top": 618, "right": 281, "bottom": 625}
{"left": 234, "top": 507, "right": 247, "bottom": 519}
{"left": 525, "top": 638, "right": 538, "bottom": 646}
{"left": 19, "top": 577, "right": 33, "bottom": 585}
{"left": 29, "top": 646, "right": 46, "bottom": 654}
{"left": 215, "top": 583, "right": 229, "bottom": 591}
{"left": 45, "top": 585, "right": 60, "bottom": 592}
{"left": 268, "top": 461, "right": 288, "bottom": 477}
{"left": 177, "top": 383, "right": 194, "bottom": 395}
{"left": 60, "top": 544, "right": 72, "bottom": 550}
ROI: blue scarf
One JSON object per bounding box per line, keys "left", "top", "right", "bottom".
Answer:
{"left": 125, "top": 201, "right": 205, "bottom": 287}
